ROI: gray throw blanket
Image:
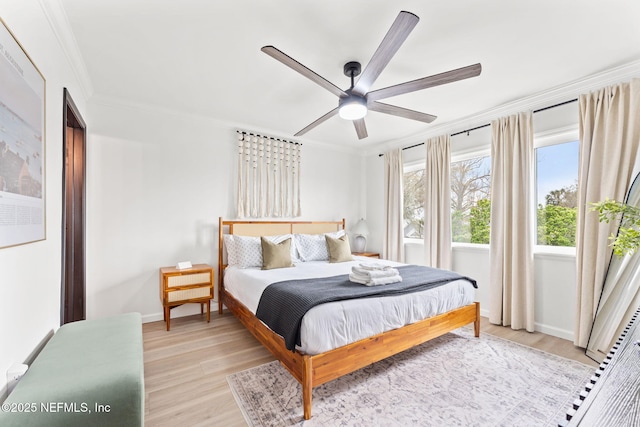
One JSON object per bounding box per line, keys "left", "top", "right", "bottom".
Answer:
{"left": 255, "top": 264, "right": 477, "bottom": 351}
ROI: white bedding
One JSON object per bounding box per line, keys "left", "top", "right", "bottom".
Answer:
{"left": 224, "top": 257, "right": 476, "bottom": 355}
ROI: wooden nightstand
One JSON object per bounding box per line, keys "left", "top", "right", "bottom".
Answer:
{"left": 159, "top": 263, "right": 214, "bottom": 331}
{"left": 352, "top": 252, "right": 380, "bottom": 258}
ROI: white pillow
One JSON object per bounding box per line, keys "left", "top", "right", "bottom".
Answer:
{"left": 295, "top": 230, "right": 345, "bottom": 262}
{"left": 224, "top": 234, "right": 297, "bottom": 268}
{"left": 223, "top": 234, "right": 238, "bottom": 265}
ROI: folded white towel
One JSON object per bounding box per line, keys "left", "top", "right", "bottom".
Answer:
{"left": 349, "top": 270, "right": 371, "bottom": 282}
{"left": 352, "top": 266, "right": 399, "bottom": 279}
{"left": 359, "top": 262, "right": 394, "bottom": 271}
{"left": 348, "top": 273, "right": 370, "bottom": 285}
{"left": 369, "top": 275, "right": 402, "bottom": 286}
{"left": 349, "top": 273, "right": 402, "bottom": 286}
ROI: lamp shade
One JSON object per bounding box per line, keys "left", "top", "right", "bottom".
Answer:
{"left": 352, "top": 219, "right": 369, "bottom": 236}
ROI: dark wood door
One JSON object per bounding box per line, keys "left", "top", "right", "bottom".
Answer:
{"left": 61, "top": 88, "right": 86, "bottom": 324}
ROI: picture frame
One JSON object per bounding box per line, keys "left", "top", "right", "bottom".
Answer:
{"left": 0, "top": 18, "right": 46, "bottom": 248}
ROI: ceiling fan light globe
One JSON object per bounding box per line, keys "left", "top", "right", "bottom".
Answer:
{"left": 339, "top": 102, "right": 367, "bottom": 120}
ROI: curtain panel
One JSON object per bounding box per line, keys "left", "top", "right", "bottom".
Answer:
{"left": 424, "top": 135, "right": 452, "bottom": 269}
{"left": 236, "top": 131, "right": 301, "bottom": 218}
{"left": 489, "top": 111, "right": 535, "bottom": 332}
{"left": 383, "top": 148, "right": 405, "bottom": 262}
{"left": 574, "top": 79, "right": 640, "bottom": 347}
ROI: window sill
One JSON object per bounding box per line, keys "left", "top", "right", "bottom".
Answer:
{"left": 452, "top": 242, "right": 490, "bottom": 250}
{"left": 407, "top": 240, "right": 576, "bottom": 259}
{"left": 404, "top": 237, "right": 423, "bottom": 244}
{"left": 533, "top": 245, "right": 576, "bottom": 260}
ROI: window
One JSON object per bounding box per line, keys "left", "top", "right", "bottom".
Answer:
{"left": 403, "top": 167, "right": 425, "bottom": 238}
{"left": 451, "top": 156, "right": 491, "bottom": 243}
{"left": 402, "top": 137, "right": 579, "bottom": 247}
{"left": 535, "top": 140, "right": 579, "bottom": 247}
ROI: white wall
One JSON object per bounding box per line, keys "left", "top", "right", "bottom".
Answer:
{"left": 85, "top": 101, "right": 364, "bottom": 322}
{"left": 364, "top": 153, "right": 385, "bottom": 253}
{"left": 0, "top": 0, "right": 88, "bottom": 398}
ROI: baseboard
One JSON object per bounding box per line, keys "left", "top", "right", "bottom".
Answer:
{"left": 479, "top": 308, "right": 574, "bottom": 341}
{"left": 142, "top": 300, "right": 220, "bottom": 324}
{"left": 534, "top": 322, "right": 574, "bottom": 341}
{"left": 142, "top": 313, "right": 164, "bottom": 323}
{"left": 25, "top": 329, "right": 55, "bottom": 366}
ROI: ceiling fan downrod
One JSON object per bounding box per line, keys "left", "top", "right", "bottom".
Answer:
{"left": 343, "top": 61, "right": 361, "bottom": 90}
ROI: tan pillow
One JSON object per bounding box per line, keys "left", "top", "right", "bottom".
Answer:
{"left": 261, "top": 237, "right": 294, "bottom": 270}
{"left": 326, "top": 234, "right": 353, "bottom": 263}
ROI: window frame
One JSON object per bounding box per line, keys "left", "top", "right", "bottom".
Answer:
{"left": 450, "top": 148, "right": 492, "bottom": 247}
{"left": 533, "top": 126, "right": 579, "bottom": 256}
{"left": 402, "top": 160, "right": 426, "bottom": 242}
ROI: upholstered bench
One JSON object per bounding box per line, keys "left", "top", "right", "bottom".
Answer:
{"left": 0, "top": 312, "right": 144, "bottom": 426}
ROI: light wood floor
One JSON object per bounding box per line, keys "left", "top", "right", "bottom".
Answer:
{"left": 142, "top": 311, "right": 597, "bottom": 426}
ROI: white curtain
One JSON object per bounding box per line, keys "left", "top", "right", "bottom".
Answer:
{"left": 236, "top": 131, "right": 301, "bottom": 218}
{"left": 383, "top": 148, "right": 404, "bottom": 262}
{"left": 574, "top": 79, "right": 640, "bottom": 347}
{"left": 489, "top": 111, "right": 535, "bottom": 332}
{"left": 424, "top": 135, "right": 452, "bottom": 269}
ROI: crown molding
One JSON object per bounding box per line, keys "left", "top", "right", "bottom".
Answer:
{"left": 90, "top": 93, "right": 362, "bottom": 155}
{"left": 365, "top": 58, "right": 640, "bottom": 157}
{"left": 38, "top": 0, "right": 94, "bottom": 100}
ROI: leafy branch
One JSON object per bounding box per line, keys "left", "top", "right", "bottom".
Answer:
{"left": 591, "top": 198, "right": 640, "bottom": 256}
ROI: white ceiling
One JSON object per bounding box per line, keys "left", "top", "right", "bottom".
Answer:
{"left": 58, "top": 0, "right": 640, "bottom": 150}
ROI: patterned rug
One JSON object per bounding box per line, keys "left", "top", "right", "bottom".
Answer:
{"left": 227, "top": 328, "right": 592, "bottom": 426}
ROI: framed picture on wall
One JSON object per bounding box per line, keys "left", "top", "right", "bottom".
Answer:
{"left": 0, "top": 18, "right": 46, "bottom": 248}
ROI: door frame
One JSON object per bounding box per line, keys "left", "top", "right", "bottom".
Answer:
{"left": 61, "top": 88, "right": 87, "bottom": 325}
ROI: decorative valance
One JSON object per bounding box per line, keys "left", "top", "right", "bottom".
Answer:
{"left": 236, "top": 131, "right": 302, "bottom": 218}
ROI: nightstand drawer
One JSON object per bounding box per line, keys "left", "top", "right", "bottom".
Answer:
{"left": 167, "top": 286, "right": 212, "bottom": 302}
{"left": 167, "top": 272, "right": 211, "bottom": 287}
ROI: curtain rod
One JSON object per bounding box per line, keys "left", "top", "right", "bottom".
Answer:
{"left": 236, "top": 130, "right": 301, "bottom": 146}
{"left": 378, "top": 98, "right": 578, "bottom": 157}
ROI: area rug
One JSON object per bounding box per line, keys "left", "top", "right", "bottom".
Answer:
{"left": 227, "top": 328, "right": 592, "bottom": 426}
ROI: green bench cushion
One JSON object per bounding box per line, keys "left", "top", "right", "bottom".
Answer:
{"left": 0, "top": 313, "right": 144, "bottom": 426}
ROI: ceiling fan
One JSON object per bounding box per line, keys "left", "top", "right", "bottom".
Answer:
{"left": 262, "top": 11, "right": 482, "bottom": 140}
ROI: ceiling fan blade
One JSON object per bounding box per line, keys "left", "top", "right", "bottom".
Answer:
{"left": 353, "top": 118, "right": 368, "bottom": 139}
{"left": 352, "top": 11, "right": 419, "bottom": 96}
{"left": 369, "top": 101, "right": 437, "bottom": 123}
{"left": 294, "top": 107, "right": 340, "bottom": 136}
{"left": 262, "top": 46, "right": 347, "bottom": 98}
{"left": 368, "top": 63, "right": 482, "bottom": 102}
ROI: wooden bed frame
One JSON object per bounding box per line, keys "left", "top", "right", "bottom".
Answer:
{"left": 218, "top": 217, "right": 480, "bottom": 420}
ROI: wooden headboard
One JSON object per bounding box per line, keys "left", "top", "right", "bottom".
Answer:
{"left": 217, "top": 217, "right": 345, "bottom": 304}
